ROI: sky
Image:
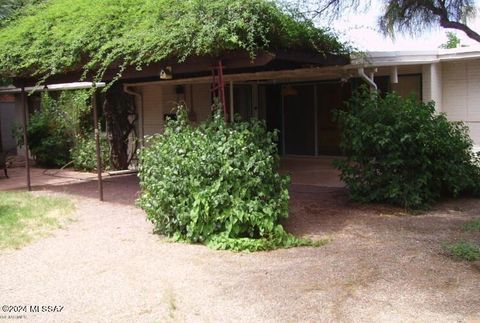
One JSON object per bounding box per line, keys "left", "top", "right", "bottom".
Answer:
{"left": 316, "top": 0, "right": 480, "bottom": 51}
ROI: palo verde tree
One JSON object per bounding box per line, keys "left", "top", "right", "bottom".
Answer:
{"left": 292, "top": 0, "right": 480, "bottom": 43}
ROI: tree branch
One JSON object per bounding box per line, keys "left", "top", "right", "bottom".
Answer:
{"left": 439, "top": 19, "right": 480, "bottom": 42}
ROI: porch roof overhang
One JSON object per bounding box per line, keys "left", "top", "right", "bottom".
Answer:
{"left": 0, "top": 82, "right": 106, "bottom": 94}
{"left": 12, "top": 50, "right": 350, "bottom": 88}
{"left": 351, "top": 46, "right": 480, "bottom": 68}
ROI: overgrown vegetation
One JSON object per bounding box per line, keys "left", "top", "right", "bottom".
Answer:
{"left": 138, "top": 104, "right": 321, "bottom": 251}
{"left": 444, "top": 241, "right": 480, "bottom": 261}
{"left": 335, "top": 87, "right": 480, "bottom": 210}
{"left": 17, "top": 92, "right": 82, "bottom": 167}
{"left": 103, "top": 83, "right": 137, "bottom": 170}
{"left": 14, "top": 90, "right": 110, "bottom": 170}
{"left": 0, "top": 0, "right": 347, "bottom": 82}
{"left": 70, "top": 135, "right": 110, "bottom": 171}
{"left": 0, "top": 191, "right": 74, "bottom": 249}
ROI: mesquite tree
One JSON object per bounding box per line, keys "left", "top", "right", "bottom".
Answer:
{"left": 102, "top": 83, "right": 137, "bottom": 170}
{"left": 294, "top": 0, "right": 480, "bottom": 43}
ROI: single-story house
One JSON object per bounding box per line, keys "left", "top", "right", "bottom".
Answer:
{"left": 117, "top": 46, "right": 480, "bottom": 156}
{"left": 2, "top": 0, "right": 480, "bottom": 162}
{"left": 5, "top": 46, "right": 480, "bottom": 157}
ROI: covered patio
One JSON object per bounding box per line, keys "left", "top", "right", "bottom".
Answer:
{"left": 0, "top": 157, "right": 343, "bottom": 199}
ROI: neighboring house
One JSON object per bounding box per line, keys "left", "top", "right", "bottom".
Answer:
{"left": 4, "top": 47, "right": 480, "bottom": 157}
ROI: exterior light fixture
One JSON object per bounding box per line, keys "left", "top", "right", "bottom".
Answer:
{"left": 160, "top": 66, "right": 173, "bottom": 80}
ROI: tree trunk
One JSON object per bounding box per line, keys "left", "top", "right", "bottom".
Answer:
{"left": 103, "top": 83, "right": 137, "bottom": 170}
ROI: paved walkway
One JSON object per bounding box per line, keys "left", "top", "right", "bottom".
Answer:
{"left": 280, "top": 156, "right": 344, "bottom": 188}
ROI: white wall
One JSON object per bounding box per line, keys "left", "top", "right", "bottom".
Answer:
{"left": 442, "top": 59, "right": 480, "bottom": 146}
{"left": 190, "top": 83, "right": 212, "bottom": 123}
{"left": 422, "top": 63, "right": 443, "bottom": 113}
{"left": 139, "top": 83, "right": 212, "bottom": 137}
{"left": 141, "top": 84, "right": 173, "bottom": 136}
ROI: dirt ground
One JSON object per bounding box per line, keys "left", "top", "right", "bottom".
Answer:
{"left": 0, "top": 175, "right": 479, "bottom": 322}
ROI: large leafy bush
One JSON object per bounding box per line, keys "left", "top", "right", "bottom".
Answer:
{"left": 25, "top": 93, "right": 74, "bottom": 167}
{"left": 15, "top": 90, "right": 99, "bottom": 168}
{"left": 335, "top": 88, "right": 480, "bottom": 210}
{"left": 138, "top": 105, "right": 317, "bottom": 251}
{"left": 70, "top": 135, "right": 110, "bottom": 171}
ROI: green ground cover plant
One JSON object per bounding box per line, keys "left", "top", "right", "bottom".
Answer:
{"left": 335, "top": 87, "right": 480, "bottom": 210}
{"left": 463, "top": 218, "right": 480, "bottom": 232}
{"left": 444, "top": 242, "right": 480, "bottom": 261}
{"left": 138, "top": 105, "right": 322, "bottom": 251}
{"left": 0, "top": 191, "right": 74, "bottom": 249}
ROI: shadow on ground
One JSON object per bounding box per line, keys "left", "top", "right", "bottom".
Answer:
{"left": 34, "top": 174, "right": 141, "bottom": 206}
{"left": 1, "top": 170, "right": 480, "bottom": 321}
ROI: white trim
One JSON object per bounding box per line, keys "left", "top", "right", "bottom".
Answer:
{"left": 0, "top": 82, "right": 105, "bottom": 93}
{"left": 354, "top": 47, "right": 480, "bottom": 68}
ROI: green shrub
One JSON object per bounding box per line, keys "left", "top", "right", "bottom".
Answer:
{"left": 335, "top": 87, "right": 480, "bottom": 210}
{"left": 138, "top": 105, "right": 318, "bottom": 251}
{"left": 444, "top": 242, "right": 480, "bottom": 261}
{"left": 14, "top": 90, "right": 92, "bottom": 168}
{"left": 26, "top": 94, "right": 73, "bottom": 167}
{"left": 70, "top": 135, "right": 110, "bottom": 171}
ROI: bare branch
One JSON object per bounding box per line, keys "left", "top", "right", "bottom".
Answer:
{"left": 379, "top": 0, "right": 480, "bottom": 42}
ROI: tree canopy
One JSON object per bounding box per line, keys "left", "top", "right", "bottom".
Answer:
{"left": 0, "top": 0, "right": 37, "bottom": 20}
{"left": 0, "top": 0, "right": 347, "bottom": 82}
{"left": 379, "top": 0, "right": 478, "bottom": 42}
{"left": 296, "top": 0, "right": 479, "bottom": 43}
{"left": 440, "top": 31, "right": 462, "bottom": 49}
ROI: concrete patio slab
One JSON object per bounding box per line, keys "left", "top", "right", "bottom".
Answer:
{"left": 0, "top": 167, "right": 106, "bottom": 191}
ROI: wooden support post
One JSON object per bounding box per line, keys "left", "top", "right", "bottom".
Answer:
{"left": 92, "top": 89, "right": 104, "bottom": 201}
{"left": 229, "top": 80, "right": 234, "bottom": 123}
{"left": 21, "top": 86, "right": 31, "bottom": 191}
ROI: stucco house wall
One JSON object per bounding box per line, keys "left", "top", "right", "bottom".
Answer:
{"left": 440, "top": 59, "right": 480, "bottom": 146}
{"left": 141, "top": 83, "right": 213, "bottom": 138}
{"left": 6, "top": 48, "right": 480, "bottom": 156}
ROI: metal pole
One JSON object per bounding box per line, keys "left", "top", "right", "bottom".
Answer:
{"left": 314, "top": 85, "right": 318, "bottom": 157}
{"left": 21, "top": 86, "right": 31, "bottom": 191}
{"left": 281, "top": 89, "right": 286, "bottom": 155}
{"left": 229, "top": 80, "right": 234, "bottom": 122}
{"left": 92, "top": 90, "right": 104, "bottom": 201}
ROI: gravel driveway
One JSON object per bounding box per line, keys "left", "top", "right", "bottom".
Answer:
{"left": 1, "top": 175, "right": 479, "bottom": 322}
